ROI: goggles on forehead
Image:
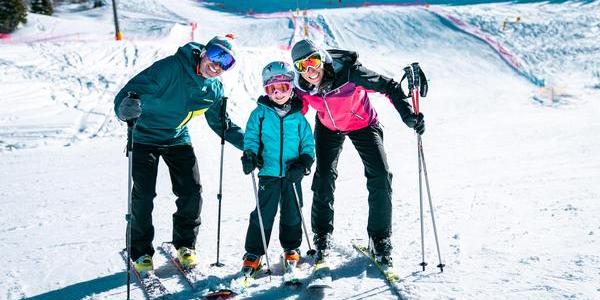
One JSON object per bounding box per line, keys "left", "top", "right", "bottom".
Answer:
{"left": 204, "top": 45, "right": 236, "bottom": 71}
{"left": 293, "top": 53, "right": 322, "bottom": 73}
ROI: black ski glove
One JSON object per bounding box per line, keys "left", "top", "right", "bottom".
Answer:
{"left": 285, "top": 154, "right": 314, "bottom": 183}
{"left": 403, "top": 112, "right": 425, "bottom": 135}
{"left": 118, "top": 92, "right": 142, "bottom": 121}
{"left": 241, "top": 150, "right": 261, "bottom": 175}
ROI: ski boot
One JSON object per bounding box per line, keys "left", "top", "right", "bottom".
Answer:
{"left": 313, "top": 233, "right": 331, "bottom": 263}
{"left": 241, "top": 253, "right": 262, "bottom": 278}
{"left": 134, "top": 254, "right": 154, "bottom": 276}
{"left": 282, "top": 249, "right": 301, "bottom": 286}
{"left": 370, "top": 236, "right": 394, "bottom": 269}
{"left": 176, "top": 246, "right": 198, "bottom": 270}
{"left": 229, "top": 253, "right": 262, "bottom": 291}
{"left": 282, "top": 249, "right": 300, "bottom": 269}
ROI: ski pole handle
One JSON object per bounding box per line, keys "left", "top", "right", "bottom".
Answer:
{"left": 404, "top": 64, "right": 420, "bottom": 115}
{"left": 403, "top": 65, "right": 414, "bottom": 91}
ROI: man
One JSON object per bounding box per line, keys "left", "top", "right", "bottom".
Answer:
{"left": 114, "top": 36, "right": 244, "bottom": 274}
{"left": 291, "top": 39, "right": 427, "bottom": 268}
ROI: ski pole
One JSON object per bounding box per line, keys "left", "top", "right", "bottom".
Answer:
{"left": 419, "top": 140, "right": 445, "bottom": 272}
{"left": 404, "top": 64, "right": 427, "bottom": 271}
{"left": 405, "top": 63, "right": 445, "bottom": 272}
{"left": 291, "top": 183, "right": 316, "bottom": 257}
{"left": 125, "top": 117, "right": 136, "bottom": 300}
{"left": 417, "top": 135, "right": 427, "bottom": 271}
{"left": 212, "top": 97, "right": 228, "bottom": 267}
{"left": 124, "top": 91, "right": 139, "bottom": 300}
{"left": 250, "top": 171, "right": 272, "bottom": 277}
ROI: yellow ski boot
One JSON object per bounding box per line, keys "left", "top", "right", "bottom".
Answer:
{"left": 134, "top": 254, "right": 154, "bottom": 276}
{"left": 177, "top": 247, "right": 198, "bottom": 269}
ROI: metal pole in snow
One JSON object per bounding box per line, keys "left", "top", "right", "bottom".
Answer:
{"left": 111, "top": 0, "right": 123, "bottom": 40}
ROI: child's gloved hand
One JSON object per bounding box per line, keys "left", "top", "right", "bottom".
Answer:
{"left": 285, "top": 154, "right": 314, "bottom": 183}
{"left": 241, "top": 150, "right": 259, "bottom": 174}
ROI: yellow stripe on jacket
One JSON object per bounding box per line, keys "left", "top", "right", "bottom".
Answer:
{"left": 177, "top": 108, "right": 209, "bottom": 129}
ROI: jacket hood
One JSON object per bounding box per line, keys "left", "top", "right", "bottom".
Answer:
{"left": 328, "top": 49, "right": 358, "bottom": 73}
{"left": 175, "top": 42, "right": 204, "bottom": 68}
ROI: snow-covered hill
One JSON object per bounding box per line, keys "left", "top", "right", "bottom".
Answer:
{"left": 0, "top": 1, "right": 599, "bottom": 299}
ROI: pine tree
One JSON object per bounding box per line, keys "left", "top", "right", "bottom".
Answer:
{"left": 30, "top": 0, "right": 53, "bottom": 16}
{"left": 0, "top": 0, "right": 28, "bottom": 33}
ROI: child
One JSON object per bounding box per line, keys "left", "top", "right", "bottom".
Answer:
{"left": 239, "top": 61, "right": 315, "bottom": 278}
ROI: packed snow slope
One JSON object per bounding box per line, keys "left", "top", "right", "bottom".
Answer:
{"left": 1, "top": 0, "right": 599, "bottom": 299}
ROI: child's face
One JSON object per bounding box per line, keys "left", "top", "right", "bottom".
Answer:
{"left": 265, "top": 81, "right": 292, "bottom": 105}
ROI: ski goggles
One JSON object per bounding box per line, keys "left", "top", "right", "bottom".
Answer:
{"left": 204, "top": 45, "right": 236, "bottom": 71}
{"left": 293, "top": 53, "right": 322, "bottom": 73}
{"left": 264, "top": 81, "right": 292, "bottom": 96}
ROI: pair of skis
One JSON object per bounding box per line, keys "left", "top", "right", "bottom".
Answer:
{"left": 207, "top": 242, "right": 398, "bottom": 298}
{"left": 121, "top": 243, "right": 217, "bottom": 300}
{"left": 305, "top": 241, "right": 402, "bottom": 296}
{"left": 204, "top": 253, "right": 331, "bottom": 299}
{"left": 214, "top": 255, "right": 310, "bottom": 294}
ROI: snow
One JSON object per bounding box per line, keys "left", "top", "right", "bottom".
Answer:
{"left": 1, "top": 0, "right": 599, "bottom": 299}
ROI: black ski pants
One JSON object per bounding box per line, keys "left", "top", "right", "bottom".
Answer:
{"left": 244, "top": 177, "right": 303, "bottom": 256}
{"left": 129, "top": 143, "right": 202, "bottom": 260}
{"left": 311, "top": 118, "right": 393, "bottom": 241}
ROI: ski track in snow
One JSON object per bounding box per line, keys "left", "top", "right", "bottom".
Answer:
{"left": 1, "top": 0, "right": 599, "bottom": 299}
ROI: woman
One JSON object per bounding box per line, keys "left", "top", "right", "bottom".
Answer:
{"left": 290, "top": 39, "right": 427, "bottom": 268}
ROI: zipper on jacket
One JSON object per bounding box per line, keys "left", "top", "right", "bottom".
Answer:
{"left": 279, "top": 117, "right": 284, "bottom": 177}
{"left": 323, "top": 95, "right": 340, "bottom": 131}
{"left": 319, "top": 82, "right": 349, "bottom": 132}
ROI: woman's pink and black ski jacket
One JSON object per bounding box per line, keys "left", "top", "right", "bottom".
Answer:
{"left": 295, "top": 50, "right": 413, "bottom": 133}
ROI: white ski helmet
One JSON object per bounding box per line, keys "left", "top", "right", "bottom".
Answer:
{"left": 262, "top": 61, "right": 296, "bottom": 86}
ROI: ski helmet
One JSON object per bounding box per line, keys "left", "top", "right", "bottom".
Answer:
{"left": 206, "top": 35, "right": 236, "bottom": 56}
{"left": 262, "top": 61, "right": 295, "bottom": 86}
{"left": 291, "top": 39, "right": 332, "bottom": 65}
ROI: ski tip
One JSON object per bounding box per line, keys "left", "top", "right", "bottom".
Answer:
{"left": 202, "top": 288, "right": 237, "bottom": 300}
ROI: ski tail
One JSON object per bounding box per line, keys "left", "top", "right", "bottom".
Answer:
{"left": 158, "top": 242, "right": 204, "bottom": 290}
{"left": 351, "top": 239, "right": 402, "bottom": 298}
{"left": 119, "top": 249, "right": 171, "bottom": 299}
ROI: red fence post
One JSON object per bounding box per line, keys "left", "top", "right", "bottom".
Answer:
{"left": 191, "top": 22, "right": 197, "bottom": 41}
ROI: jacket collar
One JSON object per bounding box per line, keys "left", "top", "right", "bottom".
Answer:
{"left": 257, "top": 94, "right": 303, "bottom": 116}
